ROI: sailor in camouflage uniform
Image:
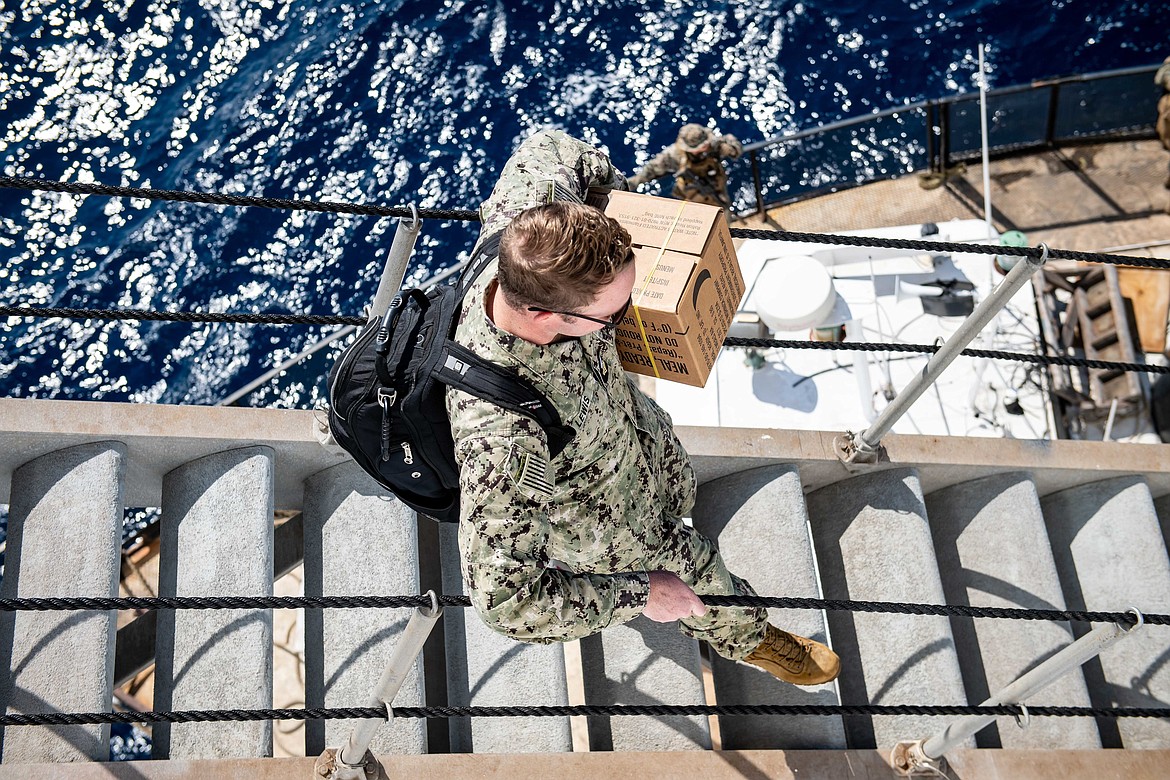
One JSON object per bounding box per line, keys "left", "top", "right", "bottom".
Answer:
{"left": 627, "top": 123, "right": 742, "bottom": 211}
{"left": 1157, "top": 56, "right": 1170, "bottom": 191}
{"left": 446, "top": 129, "right": 838, "bottom": 683}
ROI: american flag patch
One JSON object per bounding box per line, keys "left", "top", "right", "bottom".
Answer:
{"left": 514, "top": 447, "right": 555, "bottom": 496}
{"left": 551, "top": 180, "right": 585, "bottom": 204}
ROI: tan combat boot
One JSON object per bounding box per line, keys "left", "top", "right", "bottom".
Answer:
{"left": 743, "top": 625, "right": 841, "bottom": 686}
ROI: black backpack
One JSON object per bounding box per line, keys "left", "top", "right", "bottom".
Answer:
{"left": 327, "top": 234, "right": 575, "bottom": 522}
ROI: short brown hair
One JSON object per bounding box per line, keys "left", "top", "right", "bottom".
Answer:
{"left": 497, "top": 201, "right": 633, "bottom": 311}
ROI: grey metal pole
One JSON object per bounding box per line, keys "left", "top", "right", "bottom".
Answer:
{"left": 750, "top": 149, "right": 765, "bottom": 217}
{"left": 369, "top": 204, "right": 422, "bottom": 317}
{"left": 218, "top": 324, "right": 358, "bottom": 406}
{"left": 924, "top": 617, "right": 1137, "bottom": 757}
{"left": 838, "top": 244, "right": 1048, "bottom": 464}
{"left": 222, "top": 217, "right": 474, "bottom": 411}
{"left": 322, "top": 591, "right": 443, "bottom": 779}
{"left": 891, "top": 613, "right": 1142, "bottom": 775}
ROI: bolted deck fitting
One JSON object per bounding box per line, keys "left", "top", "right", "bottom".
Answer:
{"left": 313, "top": 746, "right": 380, "bottom": 780}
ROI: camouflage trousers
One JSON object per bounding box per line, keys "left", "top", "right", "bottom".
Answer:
{"left": 632, "top": 516, "right": 768, "bottom": 661}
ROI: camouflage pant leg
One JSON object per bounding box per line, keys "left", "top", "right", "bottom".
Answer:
{"left": 641, "top": 517, "right": 768, "bottom": 661}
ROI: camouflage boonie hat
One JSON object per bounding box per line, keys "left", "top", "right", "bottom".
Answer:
{"left": 677, "top": 123, "right": 713, "bottom": 152}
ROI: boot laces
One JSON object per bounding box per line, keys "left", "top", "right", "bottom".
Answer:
{"left": 764, "top": 629, "right": 808, "bottom": 667}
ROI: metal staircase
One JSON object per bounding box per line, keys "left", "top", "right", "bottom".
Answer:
{"left": 0, "top": 398, "right": 1168, "bottom": 773}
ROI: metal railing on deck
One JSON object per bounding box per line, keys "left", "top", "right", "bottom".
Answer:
{"left": 733, "top": 63, "right": 1161, "bottom": 216}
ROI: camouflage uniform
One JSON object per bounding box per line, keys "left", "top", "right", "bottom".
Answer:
{"left": 628, "top": 124, "right": 743, "bottom": 209}
{"left": 1157, "top": 57, "right": 1170, "bottom": 189}
{"left": 447, "top": 129, "right": 766, "bottom": 660}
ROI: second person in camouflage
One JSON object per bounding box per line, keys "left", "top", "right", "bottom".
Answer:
{"left": 446, "top": 128, "right": 839, "bottom": 686}
{"left": 627, "top": 123, "right": 742, "bottom": 210}
{"left": 1157, "top": 56, "right": 1170, "bottom": 192}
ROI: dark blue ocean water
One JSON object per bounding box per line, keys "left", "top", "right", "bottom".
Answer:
{"left": 0, "top": 0, "right": 1164, "bottom": 760}
{"left": 1, "top": 0, "right": 1165, "bottom": 411}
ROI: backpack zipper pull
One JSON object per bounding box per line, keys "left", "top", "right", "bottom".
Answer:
{"left": 378, "top": 388, "right": 397, "bottom": 461}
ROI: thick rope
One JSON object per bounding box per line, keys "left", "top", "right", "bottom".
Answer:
{"left": 0, "top": 594, "right": 1164, "bottom": 627}
{"left": 2, "top": 305, "right": 1166, "bottom": 376}
{"left": 0, "top": 176, "right": 479, "bottom": 222}
{"left": 388, "top": 704, "right": 1170, "bottom": 720}
{"left": 724, "top": 336, "right": 1170, "bottom": 375}
{"left": 2, "top": 175, "right": 1165, "bottom": 269}
{"left": 728, "top": 225, "right": 1170, "bottom": 269}
{"left": 1, "top": 703, "right": 1166, "bottom": 727}
{"left": 0, "top": 304, "right": 359, "bottom": 327}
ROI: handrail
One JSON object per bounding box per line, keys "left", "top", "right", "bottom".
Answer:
{"left": 892, "top": 615, "right": 1143, "bottom": 775}
{"left": 740, "top": 62, "right": 1161, "bottom": 216}
{"left": 368, "top": 204, "right": 422, "bottom": 318}
{"left": 835, "top": 244, "right": 1049, "bottom": 465}
{"left": 744, "top": 62, "right": 1160, "bottom": 153}
{"left": 320, "top": 593, "right": 443, "bottom": 779}
{"left": 741, "top": 102, "right": 929, "bottom": 153}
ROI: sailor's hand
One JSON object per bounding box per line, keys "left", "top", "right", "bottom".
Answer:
{"left": 643, "top": 570, "right": 708, "bottom": 622}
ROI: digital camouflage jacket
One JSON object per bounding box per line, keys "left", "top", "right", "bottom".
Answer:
{"left": 628, "top": 133, "right": 742, "bottom": 208}
{"left": 446, "top": 129, "right": 766, "bottom": 658}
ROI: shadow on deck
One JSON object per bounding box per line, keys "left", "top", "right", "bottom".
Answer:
{"left": 737, "top": 139, "right": 1170, "bottom": 259}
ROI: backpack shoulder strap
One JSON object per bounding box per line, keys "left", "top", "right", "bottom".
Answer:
{"left": 457, "top": 231, "right": 503, "bottom": 299}
{"left": 437, "top": 341, "right": 575, "bottom": 458}
{"left": 443, "top": 230, "right": 575, "bottom": 457}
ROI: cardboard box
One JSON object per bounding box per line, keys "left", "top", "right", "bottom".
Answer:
{"left": 587, "top": 190, "right": 745, "bottom": 387}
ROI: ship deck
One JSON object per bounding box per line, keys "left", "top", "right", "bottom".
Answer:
{"left": 737, "top": 138, "right": 1170, "bottom": 256}
{"left": 643, "top": 138, "right": 1170, "bottom": 445}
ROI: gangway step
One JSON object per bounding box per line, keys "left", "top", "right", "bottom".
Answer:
{"left": 1041, "top": 476, "right": 1170, "bottom": 749}
{"left": 0, "top": 443, "right": 125, "bottom": 763}
{"left": 692, "top": 465, "right": 844, "bottom": 750}
{"left": 925, "top": 473, "right": 1099, "bottom": 749}
{"left": 152, "top": 447, "right": 275, "bottom": 760}
{"left": 805, "top": 468, "right": 967, "bottom": 750}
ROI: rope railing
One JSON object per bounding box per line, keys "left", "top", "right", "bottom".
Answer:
{"left": 727, "top": 226, "right": 1170, "bottom": 270}
{"left": 0, "top": 176, "right": 480, "bottom": 222}
{"left": 2, "top": 304, "right": 1167, "bottom": 377}
{"left": 0, "top": 304, "right": 358, "bottom": 327}
{"left": 2, "top": 174, "right": 1167, "bottom": 269}
{"left": 6, "top": 176, "right": 1167, "bottom": 382}
{"left": 7, "top": 176, "right": 1168, "bottom": 753}
{"left": 1, "top": 593, "right": 1165, "bottom": 626}
{"left": 724, "top": 336, "right": 1170, "bottom": 375}
{"left": 1, "top": 703, "right": 1167, "bottom": 728}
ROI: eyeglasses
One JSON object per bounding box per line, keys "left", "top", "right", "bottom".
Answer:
{"left": 528, "top": 295, "right": 632, "bottom": 328}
